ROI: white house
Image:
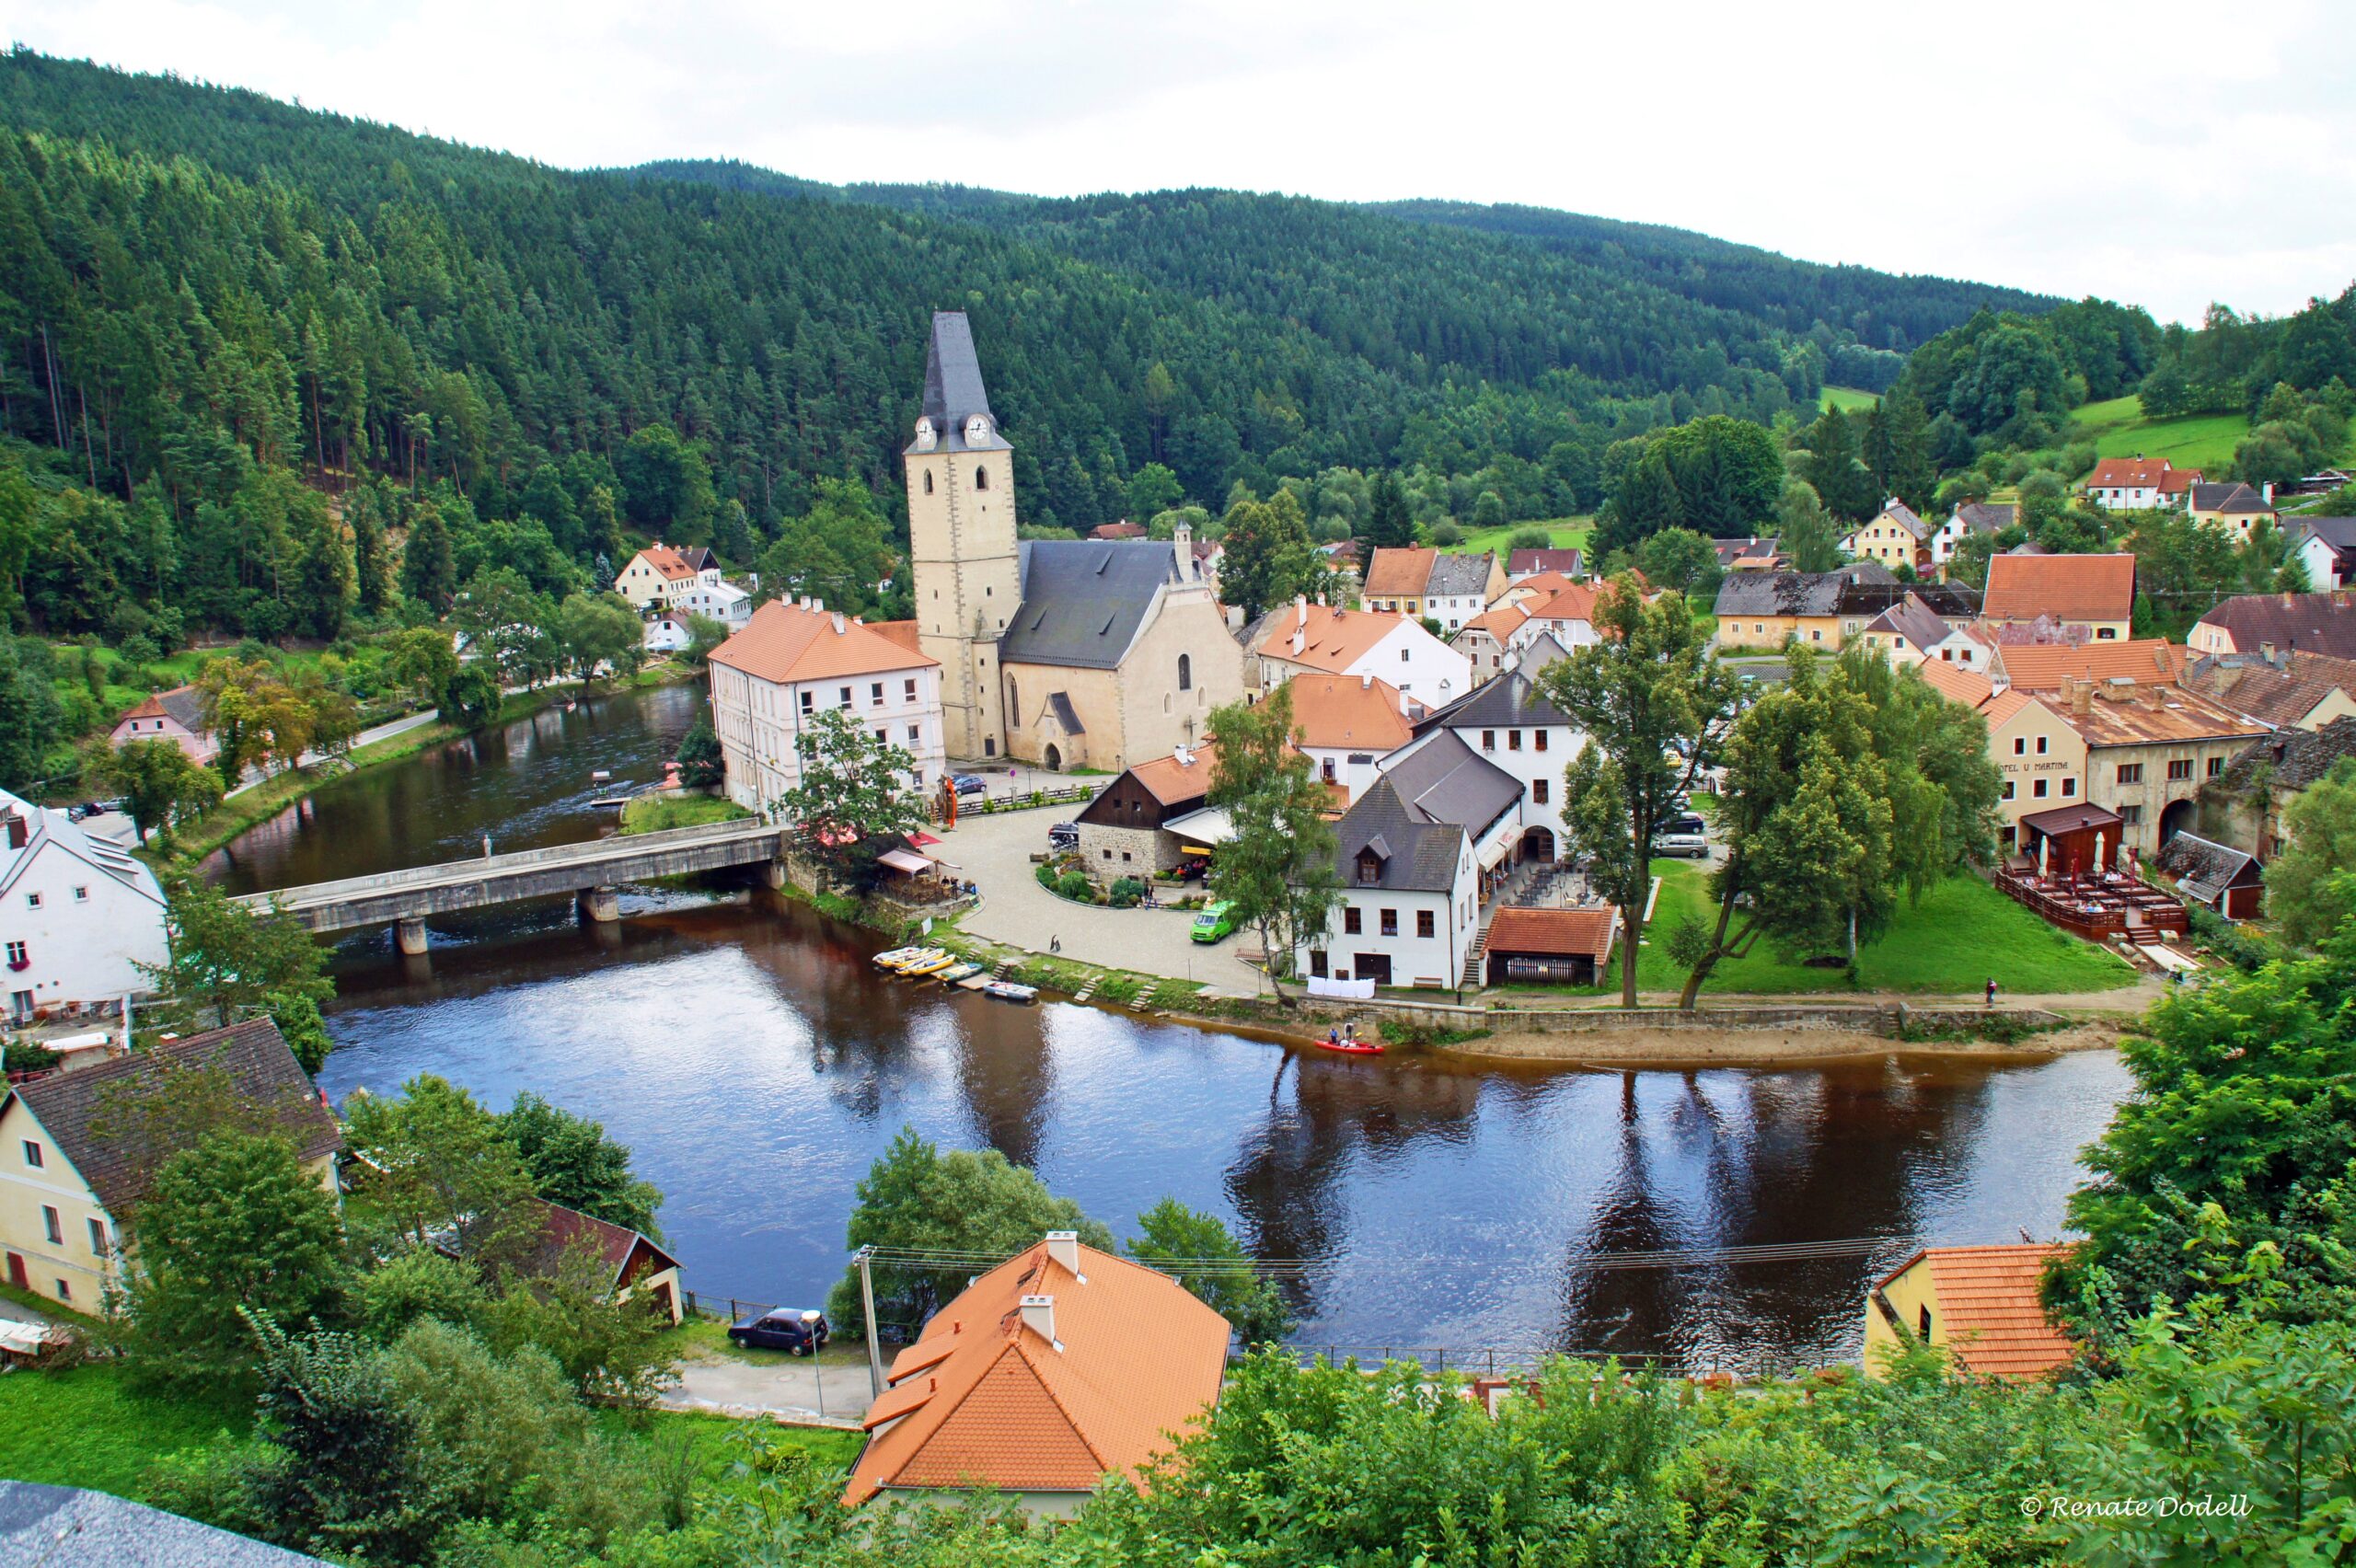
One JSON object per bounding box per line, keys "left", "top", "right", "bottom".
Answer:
{"left": 1407, "top": 638, "right": 1588, "bottom": 863}
{"left": 0, "top": 790, "right": 167, "bottom": 1023}
{"left": 1855, "top": 593, "right": 1993, "bottom": 672}
{"left": 706, "top": 600, "right": 946, "bottom": 813}
{"left": 1295, "top": 775, "right": 1480, "bottom": 992}
{"left": 642, "top": 613, "right": 695, "bottom": 653}
{"left": 2291, "top": 518, "right": 2356, "bottom": 591}
{"left": 614, "top": 544, "right": 723, "bottom": 611}
{"left": 1931, "top": 502, "right": 2016, "bottom": 566}
{"left": 1281, "top": 673, "right": 1417, "bottom": 806}
{"left": 1246, "top": 600, "right": 1471, "bottom": 713}
{"left": 674, "top": 579, "right": 751, "bottom": 628}
{"left": 1505, "top": 582, "right": 1609, "bottom": 654}
{"left": 2084, "top": 456, "right": 2198, "bottom": 512}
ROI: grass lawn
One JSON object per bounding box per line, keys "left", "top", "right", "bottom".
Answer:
{"left": 622, "top": 795, "right": 752, "bottom": 834}
{"left": 1822, "top": 386, "right": 1881, "bottom": 413}
{"left": 1503, "top": 860, "right": 2136, "bottom": 1000}
{"left": 1456, "top": 516, "right": 1592, "bottom": 558}
{"left": 2068, "top": 396, "right": 2258, "bottom": 477}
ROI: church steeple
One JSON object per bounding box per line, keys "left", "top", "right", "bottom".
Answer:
{"left": 906, "top": 310, "right": 1020, "bottom": 759}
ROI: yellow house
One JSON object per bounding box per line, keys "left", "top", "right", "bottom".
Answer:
{"left": 2185, "top": 481, "right": 2275, "bottom": 544}
{"left": 1864, "top": 1244, "right": 2073, "bottom": 1379}
{"left": 1713, "top": 564, "right": 1974, "bottom": 652}
{"left": 1983, "top": 688, "right": 2090, "bottom": 852}
{"left": 1841, "top": 500, "right": 1932, "bottom": 571}
{"left": 0, "top": 1020, "right": 341, "bottom": 1311}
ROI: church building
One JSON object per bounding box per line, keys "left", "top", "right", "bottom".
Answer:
{"left": 907, "top": 312, "right": 1242, "bottom": 772}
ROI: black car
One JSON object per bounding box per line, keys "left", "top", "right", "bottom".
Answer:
{"left": 1046, "top": 822, "right": 1080, "bottom": 850}
{"left": 728, "top": 1308, "right": 831, "bottom": 1355}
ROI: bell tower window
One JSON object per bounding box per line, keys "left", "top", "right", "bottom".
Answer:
{"left": 1178, "top": 653, "right": 1192, "bottom": 691}
{"left": 975, "top": 466, "right": 989, "bottom": 491}
{"left": 923, "top": 470, "right": 933, "bottom": 494}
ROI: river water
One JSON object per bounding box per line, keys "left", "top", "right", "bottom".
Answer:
{"left": 206, "top": 685, "right": 2131, "bottom": 1373}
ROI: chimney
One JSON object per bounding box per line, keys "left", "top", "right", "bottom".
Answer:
{"left": 832, "top": 612, "right": 846, "bottom": 635}
{"left": 1361, "top": 673, "right": 1372, "bottom": 689}
{"left": 1019, "top": 1294, "right": 1060, "bottom": 1349}
{"left": 1294, "top": 594, "right": 1309, "bottom": 627}
{"left": 4, "top": 812, "right": 24, "bottom": 851}
{"left": 2069, "top": 676, "right": 2093, "bottom": 719}
{"left": 1172, "top": 522, "right": 1194, "bottom": 582}
{"left": 1045, "top": 1229, "right": 1082, "bottom": 1275}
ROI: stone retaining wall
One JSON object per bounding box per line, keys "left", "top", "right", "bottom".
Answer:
{"left": 1299, "top": 997, "right": 2065, "bottom": 1040}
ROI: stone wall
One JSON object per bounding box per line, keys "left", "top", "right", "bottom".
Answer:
{"left": 1076, "top": 821, "right": 1174, "bottom": 875}
{"left": 1299, "top": 997, "right": 2065, "bottom": 1040}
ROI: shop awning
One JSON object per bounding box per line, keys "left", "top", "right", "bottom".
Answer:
{"left": 876, "top": 847, "right": 933, "bottom": 875}
{"left": 1479, "top": 834, "right": 1516, "bottom": 870}
{"left": 1161, "top": 805, "right": 1235, "bottom": 847}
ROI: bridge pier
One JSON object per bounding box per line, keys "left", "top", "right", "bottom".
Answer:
{"left": 577, "top": 885, "right": 620, "bottom": 925}
{"left": 765, "top": 859, "right": 790, "bottom": 891}
{"left": 396, "top": 917, "right": 430, "bottom": 956}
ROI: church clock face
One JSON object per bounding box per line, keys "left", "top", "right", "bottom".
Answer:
{"left": 913, "top": 417, "right": 937, "bottom": 452}
{"left": 964, "top": 414, "right": 991, "bottom": 445}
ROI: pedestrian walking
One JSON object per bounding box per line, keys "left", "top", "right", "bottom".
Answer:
{"left": 1050, "top": 935, "right": 1061, "bottom": 954}
{"left": 1984, "top": 977, "right": 1997, "bottom": 1008}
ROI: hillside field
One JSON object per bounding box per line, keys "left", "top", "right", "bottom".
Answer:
{"left": 2069, "top": 395, "right": 2257, "bottom": 475}
{"left": 1821, "top": 386, "right": 1881, "bottom": 412}
{"left": 1458, "top": 517, "right": 1593, "bottom": 557}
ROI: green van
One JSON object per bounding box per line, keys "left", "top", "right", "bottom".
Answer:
{"left": 1191, "top": 901, "right": 1237, "bottom": 943}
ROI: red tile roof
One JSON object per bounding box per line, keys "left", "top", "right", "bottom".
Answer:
{"left": 1913, "top": 660, "right": 1994, "bottom": 709}
{"left": 633, "top": 544, "right": 700, "bottom": 582}
{"left": 1997, "top": 639, "right": 2185, "bottom": 691}
{"left": 1282, "top": 674, "right": 1415, "bottom": 751}
{"left": 1878, "top": 1244, "right": 2074, "bottom": 1379}
{"left": 709, "top": 600, "right": 939, "bottom": 685}
{"left": 1363, "top": 546, "right": 1437, "bottom": 597}
{"left": 844, "top": 1238, "right": 1230, "bottom": 1505}
{"left": 1253, "top": 605, "right": 1415, "bottom": 674}
{"left": 1123, "top": 743, "right": 1220, "bottom": 807}
{"left": 1983, "top": 554, "right": 2136, "bottom": 625}
{"left": 1484, "top": 905, "right": 1617, "bottom": 961}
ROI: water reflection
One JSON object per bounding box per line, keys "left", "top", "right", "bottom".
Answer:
{"left": 317, "top": 896, "right": 2130, "bottom": 1373}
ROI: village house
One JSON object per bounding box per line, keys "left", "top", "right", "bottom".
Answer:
{"left": 2083, "top": 455, "right": 2199, "bottom": 512}
{"left": 1982, "top": 688, "right": 2090, "bottom": 851}
{"left": 1087, "top": 520, "right": 1147, "bottom": 540}
{"left": 1487, "top": 568, "right": 1578, "bottom": 615}
{"left": 613, "top": 543, "right": 722, "bottom": 611}
{"left": 1244, "top": 600, "right": 1470, "bottom": 712}
{"left": 1361, "top": 548, "right": 1507, "bottom": 630}
{"left": 1068, "top": 743, "right": 1219, "bottom": 874}
{"left": 1504, "top": 580, "right": 1616, "bottom": 653}
{"left": 2179, "top": 652, "right": 2356, "bottom": 732}
{"left": 1864, "top": 1245, "right": 2073, "bottom": 1380}
{"left": 706, "top": 600, "right": 946, "bottom": 813}
{"left": 1989, "top": 637, "right": 2186, "bottom": 694}
{"left": 1449, "top": 604, "right": 1526, "bottom": 686}
{"left": 1296, "top": 774, "right": 1482, "bottom": 991}
{"left": 514, "top": 1201, "right": 683, "bottom": 1325}
{"left": 2186, "top": 480, "right": 2276, "bottom": 543}
{"left": 1481, "top": 905, "right": 1617, "bottom": 987}
{"left": 1981, "top": 553, "right": 2136, "bottom": 640}
{"left": 1856, "top": 592, "right": 1992, "bottom": 670}
{"left": 2051, "top": 677, "right": 2269, "bottom": 857}
{"left": 108, "top": 685, "right": 215, "bottom": 767}
{"left": 1506, "top": 546, "right": 1585, "bottom": 581}
{"left": 2190, "top": 589, "right": 2356, "bottom": 662}
{"left": 906, "top": 314, "right": 1243, "bottom": 771}
{"left": 2289, "top": 516, "right": 2356, "bottom": 590}
{"left": 1713, "top": 563, "right": 1975, "bottom": 652}
{"left": 1930, "top": 502, "right": 2016, "bottom": 567}
{"left": 1283, "top": 674, "right": 1415, "bottom": 806}
{"left": 844, "top": 1231, "right": 1228, "bottom": 1515}
{"left": 1839, "top": 499, "right": 1933, "bottom": 571}
{"left": 0, "top": 1020, "right": 340, "bottom": 1311}
{"left": 2210, "top": 717, "right": 2356, "bottom": 859}
{"left": 0, "top": 789, "right": 166, "bottom": 1023}
{"left": 672, "top": 578, "right": 751, "bottom": 628}
{"left": 2151, "top": 833, "right": 2266, "bottom": 921}
{"left": 1712, "top": 535, "right": 1782, "bottom": 571}
{"left": 641, "top": 612, "right": 695, "bottom": 653}
{"left": 1408, "top": 637, "right": 1585, "bottom": 864}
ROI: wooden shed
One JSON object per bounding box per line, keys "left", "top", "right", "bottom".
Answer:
{"left": 2153, "top": 832, "right": 2265, "bottom": 920}
{"left": 1484, "top": 906, "right": 1617, "bottom": 986}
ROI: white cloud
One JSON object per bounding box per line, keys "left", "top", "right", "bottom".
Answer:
{"left": 4, "top": 0, "right": 2350, "bottom": 322}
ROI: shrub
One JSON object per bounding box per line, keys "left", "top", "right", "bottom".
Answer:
{"left": 1108, "top": 876, "right": 1146, "bottom": 908}
{"left": 1429, "top": 520, "right": 1464, "bottom": 546}
{"left": 1034, "top": 863, "right": 1057, "bottom": 890}
{"left": 1055, "top": 870, "right": 1092, "bottom": 901}
{"left": 3, "top": 1041, "right": 59, "bottom": 1075}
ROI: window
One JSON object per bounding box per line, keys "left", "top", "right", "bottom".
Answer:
{"left": 923, "top": 470, "right": 934, "bottom": 494}
{"left": 907, "top": 725, "right": 920, "bottom": 743}
{"left": 799, "top": 690, "right": 814, "bottom": 714}
{"left": 1507, "top": 730, "right": 1522, "bottom": 751}
{"left": 1400, "top": 648, "right": 1410, "bottom": 663}
{"left": 24, "top": 893, "right": 38, "bottom": 908}
{"left": 1533, "top": 731, "right": 1548, "bottom": 753}
{"left": 1177, "top": 654, "right": 1192, "bottom": 692}
{"left": 1531, "top": 778, "right": 1550, "bottom": 804}
{"left": 1007, "top": 679, "right": 1020, "bottom": 726}
{"left": 2119, "top": 805, "right": 2143, "bottom": 824}
{"left": 2062, "top": 778, "right": 2077, "bottom": 798}
{"left": 42, "top": 1205, "right": 61, "bottom": 1245}
{"left": 1918, "top": 1305, "right": 1933, "bottom": 1340}
{"left": 1121, "top": 851, "right": 1132, "bottom": 862}
{"left": 2036, "top": 735, "right": 2049, "bottom": 755}
{"left": 1321, "top": 757, "right": 1336, "bottom": 783}
{"left": 1344, "top": 906, "right": 1362, "bottom": 935}
{"left": 2032, "top": 778, "right": 2048, "bottom": 799}
{"left": 1416, "top": 909, "right": 1436, "bottom": 939}
{"left": 905, "top": 678, "right": 918, "bottom": 700}
{"left": 87, "top": 1217, "right": 106, "bottom": 1255}
{"left": 1482, "top": 731, "right": 1496, "bottom": 752}
{"left": 5, "top": 941, "right": 24, "bottom": 967}
{"left": 2002, "top": 780, "right": 2016, "bottom": 801}
{"left": 871, "top": 682, "right": 884, "bottom": 706}
{"left": 837, "top": 686, "right": 853, "bottom": 709}
{"left": 1309, "top": 950, "right": 1329, "bottom": 978}
{"left": 2117, "top": 763, "right": 2143, "bottom": 784}
{"left": 2166, "top": 758, "right": 2193, "bottom": 781}
{"left": 20, "top": 1140, "right": 39, "bottom": 1169}
{"left": 2013, "top": 737, "right": 2027, "bottom": 755}
{"left": 53, "top": 1279, "right": 68, "bottom": 1302}
{"left": 2207, "top": 756, "right": 2223, "bottom": 778}
{"left": 1356, "top": 850, "right": 1382, "bottom": 885}
{"left": 1103, "top": 849, "right": 1114, "bottom": 860}
{"left": 1380, "top": 908, "right": 1399, "bottom": 937}
{"left": 975, "top": 467, "right": 989, "bottom": 490}
{"left": 72, "top": 886, "right": 87, "bottom": 903}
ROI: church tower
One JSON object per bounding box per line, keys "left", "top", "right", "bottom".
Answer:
{"left": 906, "top": 311, "right": 1022, "bottom": 759}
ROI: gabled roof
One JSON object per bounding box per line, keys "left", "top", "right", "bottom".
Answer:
{"left": 2222, "top": 715, "right": 2356, "bottom": 792}
{"left": 1089, "top": 521, "right": 1147, "bottom": 540}
{"left": 844, "top": 1237, "right": 1229, "bottom": 1505}
{"left": 1121, "top": 743, "right": 1219, "bottom": 807}
{"left": 1425, "top": 551, "right": 1496, "bottom": 599}
{"left": 1712, "top": 562, "right": 1903, "bottom": 619}
{"left": 1872, "top": 501, "right": 1929, "bottom": 541}
{"left": 1249, "top": 604, "right": 1416, "bottom": 674}
{"left": 115, "top": 684, "right": 209, "bottom": 733}
{"left": 2152, "top": 833, "right": 2262, "bottom": 903}
{"left": 1328, "top": 775, "right": 1467, "bottom": 894}
{"left": 1877, "top": 1244, "right": 2073, "bottom": 1380}
{"left": 631, "top": 545, "right": 700, "bottom": 582}
{"left": 2181, "top": 655, "right": 2349, "bottom": 728}
{"left": 1507, "top": 547, "right": 1584, "bottom": 577}
{"left": 1042, "top": 691, "right": 1085, "bottom": 735}
{"left": 0, "top": 790, "right": 159, "bottom": 905}
{"left": 1711, "top": 536, "right": 1779, "bottom": 567}
{"left": 709, "top": 601, "right": 939, "bottom": 685}
{"left": 526, "top": 1199, "right": 677, "bottom": 1290}
{"left": 1912, "top": 659, "right": 1994, "bottom": 709}
{"left": 1520, "top": 582, "right": 1602, "bottom": 625}
{"left": 2085, "top": 456, "right": 2178, "bottom": 490}
{"left": 1378, "top": 729, "right": 1522, "bottom": 836}
{"left": 1952, "top": 502, "right": 2016, "bottom": 536}
{"left": 1432, "top": 664, "right": 1574, "bottom": 731}
{"left": 1001, "top": 541, "right": 1187, "bottom": 672}
{"left": 1996, "top": 638, "right": 2185, "bottom": 691}
{"left": 1863, "top": 593, "right": 1952, "bottom": 650}
{"left": 2292, "top": 516, "right": 2356, "bottom": 555}
{"left": 1979, "top": 686, "right": 2050, "bottom": 727}
{"left": 1456, "top": 605, "right": 1528, "bottom": 644}
{"left": 6, "top": 1020, "right": 339, "bottom": 1214}
{"left": 1484, "top": 905, "right": 1616, "bottom": 962}
{"left": 1283, "top": 675, "right": 1415, "bottom": 753}
{"left": 1983, "top": 554, "right": 2135, "bottom": 625}
{"left": 2196, "top": 591, "right": 2356, "bottom": 661}
{"left": 1362, "top": 546, "right": 1436, "bottom": 597}
{"left": 913, "top": 310, "right": 1006, "bottom": 453}
{"left": 2189, "top": 481, "right": 2272, "bottom": 515}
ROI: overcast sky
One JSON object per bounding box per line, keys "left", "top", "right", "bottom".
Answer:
{"left": 6, "top": 0, "right": 2351, "bottom": 325}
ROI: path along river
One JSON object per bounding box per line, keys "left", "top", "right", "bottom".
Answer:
{"left": 206, "top": 683, "right": 2131, "bottom": 1374}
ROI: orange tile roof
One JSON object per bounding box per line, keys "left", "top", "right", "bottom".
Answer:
{"left": 1484, "top": 905, "right": 1617, "bottom": 961}
{"left": 1879, "top": 1244, "right": 2074, "bottom": 1379}
{"left": 1282, "top": 674, "right": 1415, "bottom": 751}
{"left": 1913, "top": 660, "right": 1994, "bottom": 709}
{"left": 1521, "top": 582, "right": 1600, "bottom": 623}
{"left": 633, "top": 544, "right": 699, "bottom": 582}
{"left": 1983, "top": 554, "right": 2136, "bottom": 625}
{"left": 868, "top": 619, "right": 924, "bottom": 655}
{"left": 2085, "top": 456, "right": 2176, "bottom": 490}
{"left": 1253, "top": 605, "right": 1415, "bottom": 673}
{"left": 1507, "top": 570, "right": 1579, "bottom": 600}
{"left": 1459, "top": 605, "right": 1528, "bottom": 643}
{"left": 1124, "top": 743, "right": 1220, "bottom": 806}
{"left": 1363, "top": 546, "right": 1437, "bottom": 597}
{"left": 1998, "top": 638, "right": 2185, "bottom": 691}
{"left": 844, "top": 1238, "right": 1230, "bottom": 1505}
{"left": 1979, "top": 686, "right": 2048, "bottom": 728}
{"left": 709, "top": 600, "right": 939, "bottom": 685}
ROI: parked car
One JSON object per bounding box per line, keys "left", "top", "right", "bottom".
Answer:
{"left": 1047, "top": 822, "right": 1080, "bottom": 850}
{"left": 950, "top": 774, "right": 987, "bottom": 796}
{"left": 728, "top": 1308, "right": 831, "bottom": 1355}
{"left": 1651, "top": 813, "right": 1710, "bottom": 859}
{"left": 1192, "top": 901, "right": 1239, "bottom": 943}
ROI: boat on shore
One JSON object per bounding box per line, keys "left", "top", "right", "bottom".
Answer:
{"left": 900, "top": 951, "right": 959, "bottom": 977}
{"left": 872, "top": 946, "right": 941, "bottom": 972}
{"left": 1316, "top": 1034, "right": 1385, "bottom": 1055}
{"left": 980, "top": 979, "right": 1039, "bottom": 1004}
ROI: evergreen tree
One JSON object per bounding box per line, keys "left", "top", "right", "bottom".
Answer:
{"left": 399, "top": 502, "right": 457, "bottom": 614}
{"left": 1363, "top": 469, "right": 1415, "bottom": 549}
{"left": 1798, "top": 406, "right": 1879, "bottom": 522}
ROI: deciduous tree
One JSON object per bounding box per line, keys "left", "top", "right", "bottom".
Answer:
{"left": 1127, "top": 1197, "right": 1293, "bottom": 1345}
{"left": 78, "top": 735, "right": 222, "bottom": 848}
{"left": 1206, "top": 686, "right": 1341, "bottom": 1002}
{"left": 768, "top": 704, "right": 927, "bottom": 885}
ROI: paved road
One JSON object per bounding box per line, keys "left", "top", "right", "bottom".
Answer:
{"left": 937, "top": 806, "right": 1255, "bottom": 997}
{"left": 662, "top": 1354, "right": 871, "bottom": 1427}
{"left": 223, "top": 706, "right": 445, "bottom": 800}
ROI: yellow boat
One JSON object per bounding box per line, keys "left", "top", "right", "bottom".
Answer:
{"left": 879, "top": 946, "right": 949, "bottom": 974}
{"left": 871, "top": 946, "right": 927, "bottom": 970}
{"left": 898, "top": 951, "right": 960, "bottom": 977}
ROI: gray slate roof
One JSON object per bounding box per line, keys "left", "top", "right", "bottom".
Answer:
{"left": 1954, "top": 502, "right": 2017, "bottom": 536}
{"left": 2292, "top": 516, "right": 2356, "bottom": 555}
{"left": 2153, "top": 833, "right": 2262, "bottom": 904}
{"left": 1042, "top": 691, "right": 1085, "bottom": 734}
{"left": 2198, "top": 591, "right": 2356, "bottom": 661}
{"left": 1711, "top": 536, "right": 1778, "bottom": 567}
{"left": 1432, "top": 667, "right": 1573, "bottom": 732}
{"left": 912, "top": 310, "right": 1008, "bottom": 453}
{"left": 1425, "top": 552, "right": 1496, "bottom": 598}
{"left": 1, "top": 1480, "right": 329, "bottom": 1565}
{"left": 7, "top": 1020, "right": 339, "bottom": 1213}
{"left": 1713, "top": 563, "right": 1978, "bottom": 623}
{"left": 1379, "top": 729, "right": 1523, "bottom": 838}
{"left": 999, "top": 540, "right": 1183, "bottom": 671}
{"left": 1864, "top": 593, "right": 1953, "bottom": 651}
{"left": 2223, "top": 715, "right": 2356, "bottom": 792}
{"left": 2190, "top": 481, "right": 2272, "bottom": 514}
{"left": 1877, "top": 501, "right": 1929, "bottom": 540}
{"left": 1330, "top": 775, "right": 1466, "bottom": 894}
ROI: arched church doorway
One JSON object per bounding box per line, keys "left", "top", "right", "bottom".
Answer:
{"left": 1044, "top": 744, "right": 1063, "bottom": 772}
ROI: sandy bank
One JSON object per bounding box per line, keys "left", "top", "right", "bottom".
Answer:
{"left": 1434, "top": 1014, "right": 2124, "bottom": 1068}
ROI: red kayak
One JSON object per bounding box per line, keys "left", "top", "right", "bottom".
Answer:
{"left": 1316, "top": 1037, "right": 1385, "bottom": 1055}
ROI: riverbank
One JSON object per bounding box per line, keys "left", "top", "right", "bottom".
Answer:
{"left": 1442, "top": 1011, "right": 2129, "bottom": 1067}
{"left": 156, "top": 663, "right": 700, "bottom": 872}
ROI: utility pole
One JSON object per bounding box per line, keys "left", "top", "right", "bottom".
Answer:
{"left": 857, "top": 1245, "right": 884, "bottom": 1400}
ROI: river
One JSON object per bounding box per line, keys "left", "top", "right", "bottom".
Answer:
{"left": 206, "top": 683, "right": 2131, "bottom": 1373}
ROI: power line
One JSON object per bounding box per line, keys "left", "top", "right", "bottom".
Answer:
{"left": 860, "top": 1235, "right": 1940, "bottom": 1278}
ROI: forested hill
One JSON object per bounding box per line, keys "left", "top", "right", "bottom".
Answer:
{"left": 0, "top": 48, "right": 2053, "bottom": 561}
